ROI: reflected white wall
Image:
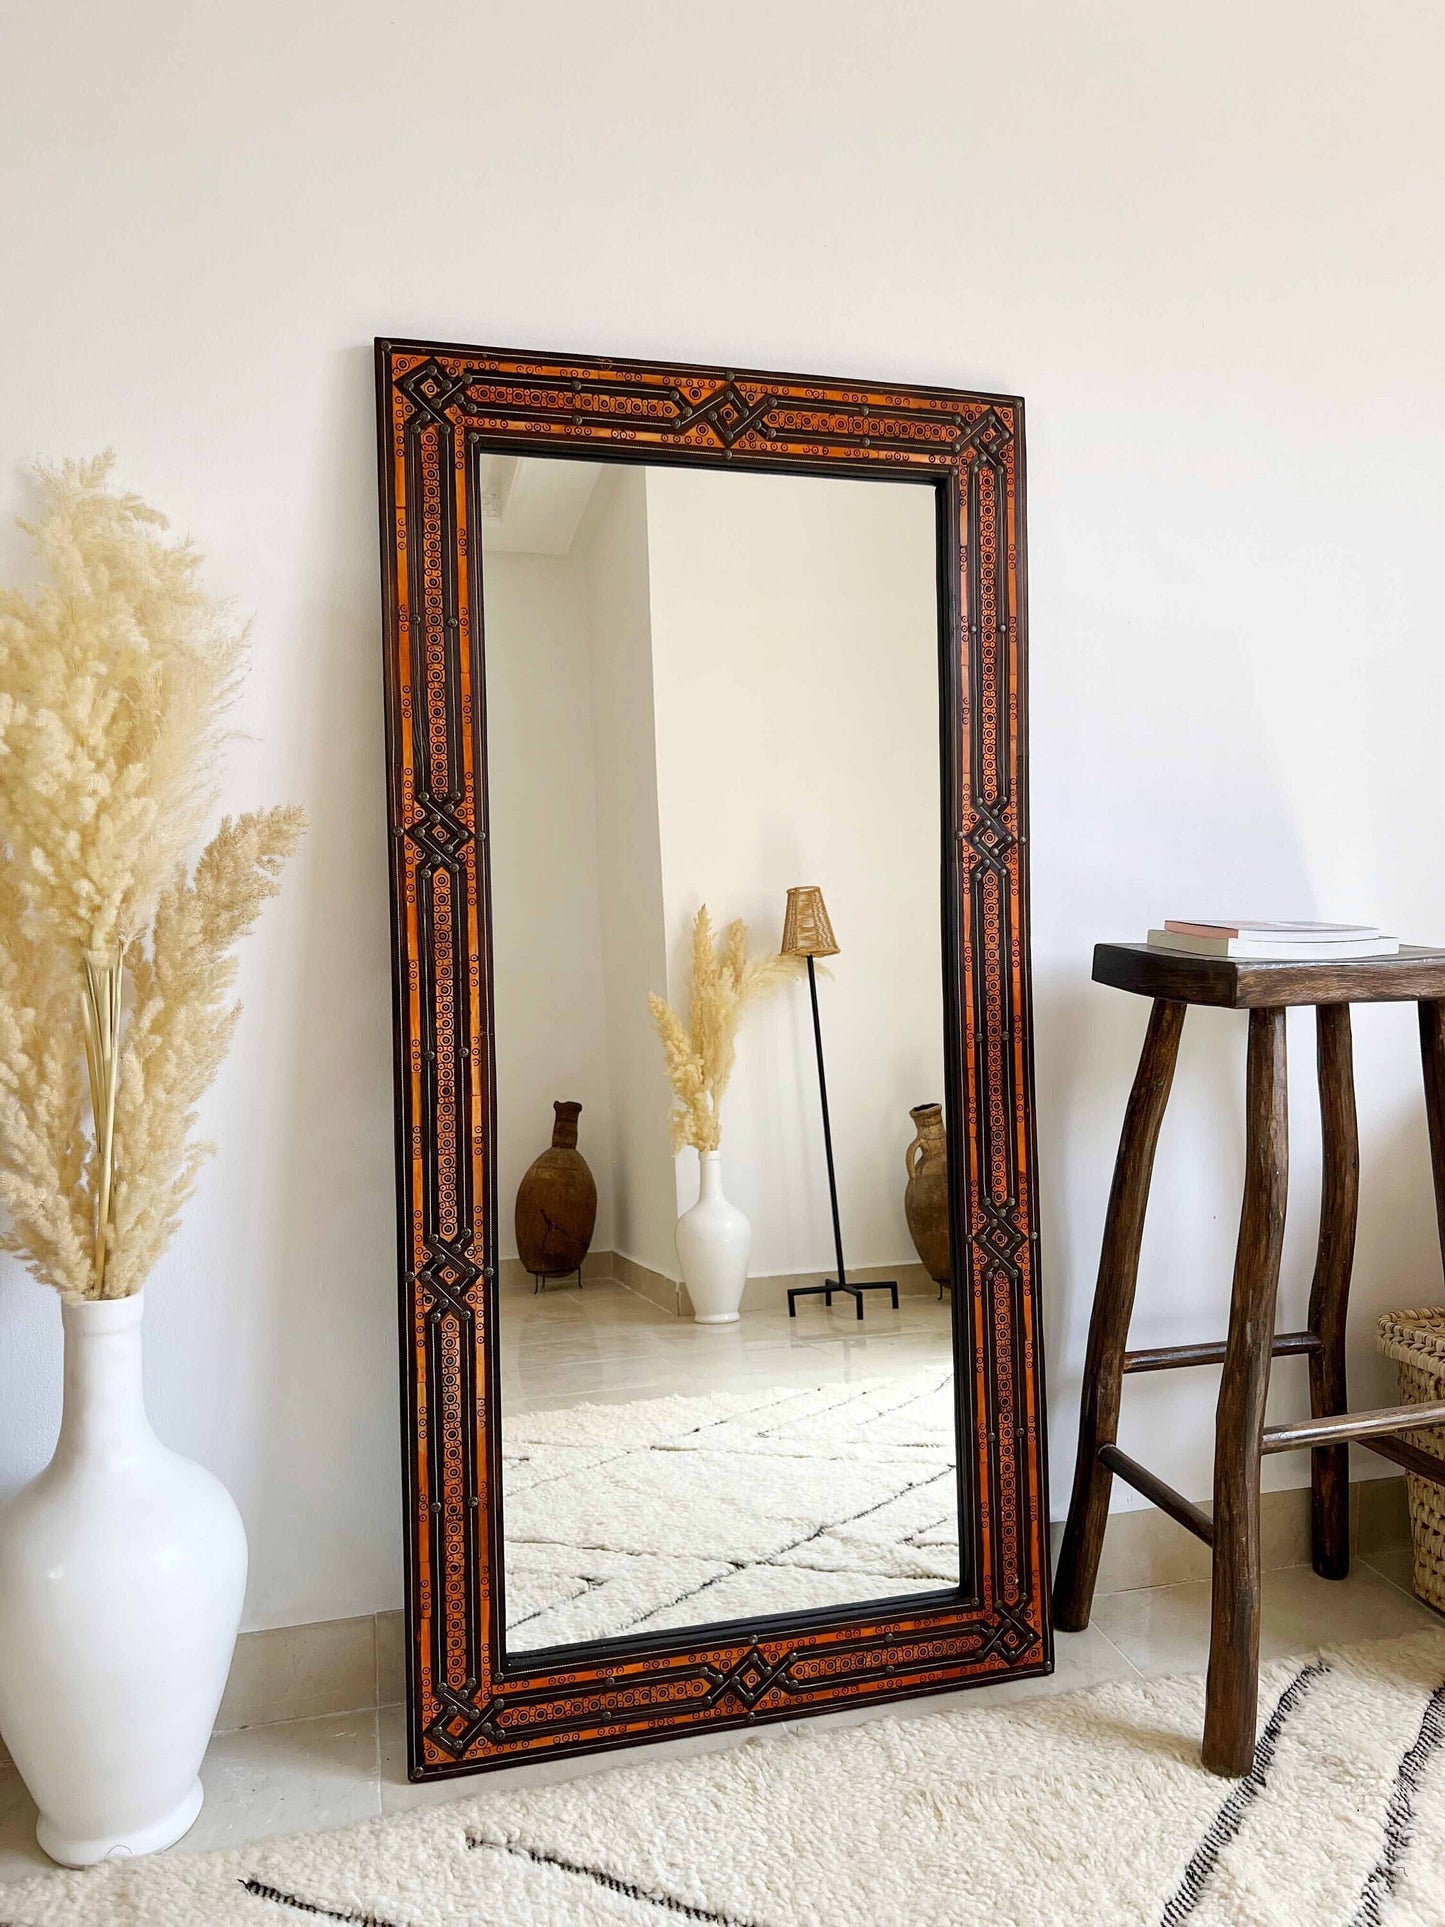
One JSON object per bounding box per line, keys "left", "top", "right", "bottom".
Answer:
{"left": 577, "top": 470, "right": 678, "bottom": 1278}
{"left": 483, "top": 550, "right": 617, "bottom": 1258}
{"left": 487, "top": 461, "right": 944, "bottom": 1285}
{"left": 646, "top": 467, "right": 945, "bottom": 1277}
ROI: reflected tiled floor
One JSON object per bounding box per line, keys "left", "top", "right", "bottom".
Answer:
{"left": 500, "top": 1278, "right": 956, "bottom": 1416}
{"left": 1, "top": 1552, "right": 1438, "bottom": 1884}
{"left": 499, "top": 1278, "right": 959, "bottom": 1649}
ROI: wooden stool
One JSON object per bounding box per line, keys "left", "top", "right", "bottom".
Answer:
{"left": 1054, "top": 942, "right": 1445, "bottom": 1776}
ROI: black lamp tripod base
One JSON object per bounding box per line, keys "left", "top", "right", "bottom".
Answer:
{"left": 787, "top": 1276, "right": 900, "bottom": 1320}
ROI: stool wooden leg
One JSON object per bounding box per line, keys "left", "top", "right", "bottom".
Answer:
{"left": 1418, "top": 1001, "right": 1445, "bottom": 1266}
{"left": 1204, "top": 1007, "right": 1289, "bottom": 1776}
{"left": 1307, "top": 1005, "right": 1357, "bottom": 1580}
{"left": 1054, "top": 998, "right": 1186, "bottom": 1629}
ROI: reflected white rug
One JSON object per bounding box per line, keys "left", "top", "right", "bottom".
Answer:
{"left": 9, "top": 1630, "right": 1445, "bottom": 1925}
{"left": 503, "top": 1369, "right": 960, "bottom": 1651}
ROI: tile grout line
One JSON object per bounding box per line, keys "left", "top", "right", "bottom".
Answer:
{"left": 1085, "top": 1616, "right": 1148, "bottom": 1679}
{"left": 1357, "top": 1552, "right": 1443, "bottom": 1621}
{"left": 214, "top": 1703, "right": 381, "bottom": 1739}
{"left": 370, "top": 1607, "right": 383, "bottom": 1807}
{"left": 1357, "top": 1553, "right": 1411, "bottom": 1601}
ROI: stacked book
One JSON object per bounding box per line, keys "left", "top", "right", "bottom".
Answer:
{"left": 1146, "top": 920, "right": 1400, "bottom": 961}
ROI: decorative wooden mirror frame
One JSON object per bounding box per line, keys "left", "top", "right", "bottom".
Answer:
{"left": 374, "top": 336, "right": 1049, "bottom": 1780}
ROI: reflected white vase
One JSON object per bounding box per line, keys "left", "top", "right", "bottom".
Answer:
{"left": 676, "top": 1151, "right": 751, "bottom": 1324}
{"left": 0, "top": 1291, "right": 247, "bottom": 1867}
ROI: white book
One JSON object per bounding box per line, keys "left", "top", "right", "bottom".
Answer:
{"left": 1148, "top": 928, "right": 1400, "bottom": 961}
{"left": 1163, "top": 919, "right": 1382, "bottom": 943}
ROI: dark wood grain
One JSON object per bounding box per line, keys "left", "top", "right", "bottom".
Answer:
{"left": 1054, "top": 999, "right": 1186, "bottom": 1629}
{"left": 1360, "top": 1433, "right": 1445, "bottom": 1487}
{"left": 1203, "top": 1007, "right": 1289, "bottom": 1777}
{"left": 1097, "top": 1444, "right": 1214, "bottom": 1544}
{"left": 1419, "top": 1000, "right": 1445, "bottom": 1271}
{"left": 1122, "top": 1332, "right": 1319, "bottom": 1375}
{"left": 1069, "top": 966, "right": 1445, "bottom": 1777}
{"left": 1094, "top": 943, "right": 1445, "bottom": 1010}
{"left": 1263, "top": 1399, "right": 1445, "bottom": 1451}
{"left": 1306, "top": 1005, "right": 1357, "bottom": 1579}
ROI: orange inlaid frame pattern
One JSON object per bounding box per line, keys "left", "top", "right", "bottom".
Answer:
{"left": 374, "top": 338, "right": 1049, "bottom": 1778}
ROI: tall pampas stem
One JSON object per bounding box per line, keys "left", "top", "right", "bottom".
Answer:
{"left": 81, "top": 949, "right": 124, "bottom": 1296}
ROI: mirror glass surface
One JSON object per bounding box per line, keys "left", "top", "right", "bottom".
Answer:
{"left": 484, "top": 454, "right": 960, "bottom": 1659}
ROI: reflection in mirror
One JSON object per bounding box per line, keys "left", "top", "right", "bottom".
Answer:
{"left": 484, "top": 456, "right": 959, "bottom": 1659}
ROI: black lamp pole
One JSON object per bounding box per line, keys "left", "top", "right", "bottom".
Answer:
{"left": 807, "top": 956, "right": 848, "bottom": 1291}
{"left": 786, "top": 954, "right": 900, "bottom": 1322}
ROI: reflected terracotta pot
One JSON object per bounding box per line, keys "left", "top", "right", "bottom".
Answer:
{"left": 904, "top": 1102, "right": 951, "bottom": 1287}
{"left": 515, "top": 1101, "right": 597, "bottom": 1280}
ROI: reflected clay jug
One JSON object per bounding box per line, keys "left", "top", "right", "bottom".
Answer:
{"left": 515, "top": 1101, "right": 597, "bottom": 1283}
{"left": 904, "top": 1103, "right": 951, "bottom": 1288}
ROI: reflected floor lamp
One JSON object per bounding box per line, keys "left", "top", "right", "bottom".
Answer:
{"left": 781, "top": 886, "right": 899, "bottom": 1321}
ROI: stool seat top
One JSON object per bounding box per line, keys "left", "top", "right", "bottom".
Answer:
{"left": 1094, "top": 942, "right": 1445, "bottom": 1009}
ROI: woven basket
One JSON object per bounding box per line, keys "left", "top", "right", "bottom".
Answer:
{"left": 1377, "top": 1307, "right": 1445, "bottom": 1611}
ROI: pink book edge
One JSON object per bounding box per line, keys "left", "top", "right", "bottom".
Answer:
{"left": 1163, "top": 920, "right": 1379, "bottom": 941}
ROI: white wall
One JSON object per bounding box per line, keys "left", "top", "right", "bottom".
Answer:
{"left": 578, "top": 470, "right": 679, "bottom": 1279}
{"left": 645, "top": 467, "right": 944, "bottom": 1275}
{"left": 2, "top": 0, "right": 1444, "bottom": 1627}
{"left": 483, "top": 551, "right": 616, "bottom": 1258}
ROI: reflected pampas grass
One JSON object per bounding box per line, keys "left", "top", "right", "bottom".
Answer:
{"left": 0, "top": 457, "right": 305, "bottom": 1298}
{"left": 648, "top": 907, "right": 798, "bottom": 1153}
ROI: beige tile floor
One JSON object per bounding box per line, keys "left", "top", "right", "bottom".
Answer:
{"left": 0, "top": 1552, "right": 1438, "bottom": 1885}
{"left": 499, "top": 1277, "right": 957, "bottom": 1416}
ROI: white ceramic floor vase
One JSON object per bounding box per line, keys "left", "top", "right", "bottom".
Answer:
{"left": 0, "top": 1290, "right": 247, "bottom": 1867}
{"left": 676, "top": 1150, "right": 751, "bottom": 1323}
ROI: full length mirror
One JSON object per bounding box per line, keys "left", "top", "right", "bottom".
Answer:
{"left": 378, "top": 338, "right": 1046, "bottom": 1781}
{"left": 483, "top": 456, "right": 964, "bottom": 1659}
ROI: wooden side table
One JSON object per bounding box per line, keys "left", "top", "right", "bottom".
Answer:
{"left": 1054, "top": 943, "right": 1445, "bottom": 1776}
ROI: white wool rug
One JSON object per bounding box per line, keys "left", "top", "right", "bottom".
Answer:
{"left": 9, "top": 1629, "right": 1445, "bottom": 1925}
{"left": 504, "top": 1369, "right": 960, "bottom": 1650}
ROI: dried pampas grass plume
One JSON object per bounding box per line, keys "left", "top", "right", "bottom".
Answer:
{"left": 0, "top": 457, "right": 305, "bottom": 1299}
{"left": 0, "top": 454, "right": 242, "bottom": 957}
{"left": 648, "top": 906, "right": 798, "bottom": 1154}
{"left": 105, "top": 808, "right": 307, "bottom": 1299}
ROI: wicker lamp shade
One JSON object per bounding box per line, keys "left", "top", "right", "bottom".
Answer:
{"left": 781, "top": 885, "right": 839, "bottom": 959}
